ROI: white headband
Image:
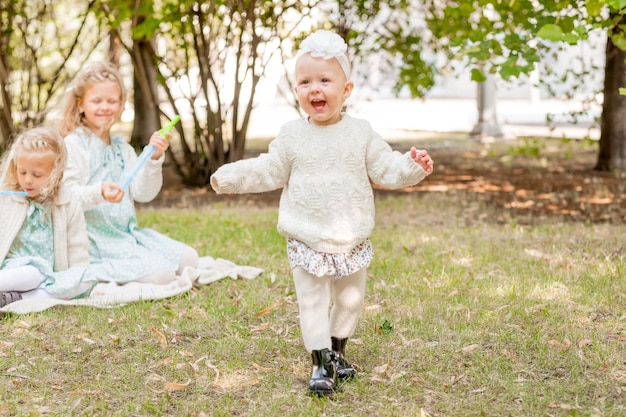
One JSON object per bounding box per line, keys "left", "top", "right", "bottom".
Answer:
{"left": 296, "top": 30, "right": 351, "bottom": 79}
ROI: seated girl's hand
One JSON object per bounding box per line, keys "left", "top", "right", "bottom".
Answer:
{"left": 149, "top": 131, "right": 170, "bottom": 160}
{"left": 410, "top": 147, "right": 434, "bottom": 173}
{"left": 102, "top": 182, "right": 124, "bottom": 203}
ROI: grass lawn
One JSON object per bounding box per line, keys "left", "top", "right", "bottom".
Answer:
{"left": 1, "top": 183, "right": 625, "bottom": 416}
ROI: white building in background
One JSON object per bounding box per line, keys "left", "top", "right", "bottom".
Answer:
{"left": 249, "top": 30, "right": 605, "bottom": 141}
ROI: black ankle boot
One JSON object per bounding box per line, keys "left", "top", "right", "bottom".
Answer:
{"left": 308, "top": 348, "right": 337, "bottom": 396}
{"left": 331, "top": 337, "right": 357, "bottom": 381}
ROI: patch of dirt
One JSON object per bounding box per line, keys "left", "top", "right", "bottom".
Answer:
{"left": 150, "top": 140, "right": 626, "bottom": 224}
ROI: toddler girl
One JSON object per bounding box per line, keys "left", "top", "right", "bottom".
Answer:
{"left": 59, "top": 61, "right": 199, "bottom": 285}
{"left": 211, "top": 30, "right": 434, "bottom": 396}
{"left": 0, "top": 127, "right": 96, "bottom": 307}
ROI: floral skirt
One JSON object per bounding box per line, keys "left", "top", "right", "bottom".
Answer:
{"left": 287, "top": 238, "right": 374, "bottom": 278}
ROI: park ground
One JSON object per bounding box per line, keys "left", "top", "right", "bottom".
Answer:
{"left": 154, "top": 133, "right": 625, "bottom": 225}
{"left": 2, "top": 131, "right": 625, "bottom": 417}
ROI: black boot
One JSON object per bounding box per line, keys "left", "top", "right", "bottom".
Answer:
{"left": 308, "top": 348, "right": 337, "bottom": 396}
{"left": 331, "top": 337, "right": 357, "bottom": 381}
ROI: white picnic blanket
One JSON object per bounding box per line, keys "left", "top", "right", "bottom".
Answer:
{"left": 0, "top": 256, "right": 263, "bottom": 315}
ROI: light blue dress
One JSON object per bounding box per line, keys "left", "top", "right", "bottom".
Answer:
{"left": 1, "top": 202, "right": 96, "bottom": 299}
{"left": 79, "top": 134, "right": 185, "bottom": 283}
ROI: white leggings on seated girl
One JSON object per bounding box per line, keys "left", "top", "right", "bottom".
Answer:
{"left": 136, "top": 246, "right": 200, "bottom": 285}
{"left": 0, "top": 265, "right": 93, "bottom": 300}
{"left": 292, "top": 266, "right": 367, "bottom": 353}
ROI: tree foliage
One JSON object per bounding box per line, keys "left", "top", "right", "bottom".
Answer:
{"left": 315, "top": 0, "right": 437, "bottom": 98}
{"left": 94, "top": 0, "right": 322, "bottom": 186}
{"left": 415, "top": 0, "right": 626, "bottom": 170}
{"left": 4, "top": 0, "right": 626, "bottom": 178}
{"left": 0, "top": 0, "right": 104, "bottom": 151}
{"left": 417, "top": 0, "right": 609, "bottom": 81}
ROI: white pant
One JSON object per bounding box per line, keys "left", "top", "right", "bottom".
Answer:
{"left": 292, "top": 266, "right": 367, "bottom": 352}
{"left": 0, "top": 265, "right": 91, "bottom": 300}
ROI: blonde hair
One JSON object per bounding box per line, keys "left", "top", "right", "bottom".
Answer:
{"left": 0, "top": 126, "right": 67, "bottom": 207}
{"left": 59, "top": 61, "right": 127, "bottom": 136}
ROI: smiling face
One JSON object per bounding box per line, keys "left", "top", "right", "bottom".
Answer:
{"left": 16, "top": 149, "right": 56, "bottom": 199}
{"left": 294, "top": 53, "right": 354, "bottom": 126}
{"left": 78, "top": 80, "right": 123, "bottom": 142}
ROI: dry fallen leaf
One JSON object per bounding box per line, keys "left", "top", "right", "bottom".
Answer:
{"left": 252, "top": 363, "right": 274, "bottom": 373}
{"left": 202, "top": 358, "right": 220, "bottom": 385}
{"left": 461, "top": 344, "right": 479, "bottom": 354}
{"left": 148, "top": 327, "right": 168, "bottom": 349}
{"left": 524, "top": 248, "right": 545, "bottom": 258}
{"left": 373, "top": 361, "right": 390, "bottom": 375}
{"left": 68, "top": 390, "right": 102, "bottom": 396}
{"left": 548, "top": 402, "right": 577, "bottom": 410}
{"left": 77, "top": 333, "right": 96, "bottom": 345}
{"left": 502, "top": 349, "right": 519, "bottom": 363}
{"left": 145, "top": 374, "right": 192, "bottom": 393}
{"left": 165, "top": 379, "right": 191, "bottom": 392}
{"left": 256, "top": 300, "right": 283, "bottom": 317}
{"left": 249, "top": 323, "right": 270, "bottom": 332}
{"left": 399, "top": 334, "right": 423, "bottom": 346}
{"left": 561, "top": 339, "right": 572, "bottom": 352}
{"left": 146, "top": 373, "right": 167, "bottom": 393}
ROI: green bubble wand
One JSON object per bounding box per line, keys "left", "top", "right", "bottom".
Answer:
{"left": 118, "top": 115, "right": 181, "bottom": 190}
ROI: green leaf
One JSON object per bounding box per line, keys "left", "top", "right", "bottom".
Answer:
{"left": 378, "top": 319, "right": 394, "bottom": 334}
{"left": 536, "top": 23, "right": 564, "bottom": 41}
{"left": 559, "top": 16, "right": 576, "bottom": 33}
{"left": 562, "top": 33, "right": 581, "bottom": 44}
{"left": 471, "top": 67, "right": 487, "bottom": 82}
{"left": 536, "top": 23, "right": 581, "bottom": 44}
{"left": 607, "top": 0, "right": 626, "bottom": 10}
{"left": 612, "top": 32, "right": 626, "bottom": 50}
{"left": 586, "top": 0, "right": 605, "bottom": 16}
{"left": 619, "top": 87, "right": 626, "bottom": 95}
{"left": 500, "top": 58, "right": 522, "bottom": 79}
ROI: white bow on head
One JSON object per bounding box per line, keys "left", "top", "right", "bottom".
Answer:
{"left": 296, "top": 30, "right": 351, "bottom": 79}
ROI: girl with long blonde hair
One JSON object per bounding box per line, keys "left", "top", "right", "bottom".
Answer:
{"left": 0, "top": 126, "right": 96, "bottom": 307}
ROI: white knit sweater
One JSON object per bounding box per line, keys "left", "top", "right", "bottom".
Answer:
{"left": 211, "top": 115, "right": 430, "bottom": 253}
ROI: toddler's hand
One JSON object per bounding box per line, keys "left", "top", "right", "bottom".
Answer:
{"left": 410, "top": 147, "right": 434, "bottom": 173}
{"left": 102, "top": 182, "right": 124, "bottom": 203}
{"left": 149, "top": 131, "right": 171, "bottom": 160}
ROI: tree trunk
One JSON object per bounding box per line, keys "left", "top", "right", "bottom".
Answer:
{"left": 0, "top": 2, "right": 15, "bottom": 150}
{"left": 470, "top": 73, "right": 503, "bottom": 141}
{"left": 0, "top": 58, "right": 13, "bottom": 151}
{"left": 108, "top": 31, "right": 122, "bottom": 67}
{"left": 130, "top": 38, "right": 160, "bottom": 149}
{"left": 596, "top": 20, "right": 626, "bottom": 171}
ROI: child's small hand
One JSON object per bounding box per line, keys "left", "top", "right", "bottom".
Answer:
{"left": 102, "top": 182, "right": 124, "bottom": 203}
{"left": 149, "top": 131, "right": 171, "bottom": 160}
{"left": 410, "top": 147, "right": 434, "bottom": 173}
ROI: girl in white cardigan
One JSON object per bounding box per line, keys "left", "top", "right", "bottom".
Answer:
{"left": 0, "top": 127, "right": 97, "bottom": 308}
{"left": 59, "top": 61, "right": 198, "bottom": 285}
{"left": 211, "top": 30, "right": 434, "bottom": 396}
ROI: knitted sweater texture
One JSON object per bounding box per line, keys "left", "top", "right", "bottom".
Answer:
{"left": 211, "top": 115, "right": 430, "bottom": 253}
